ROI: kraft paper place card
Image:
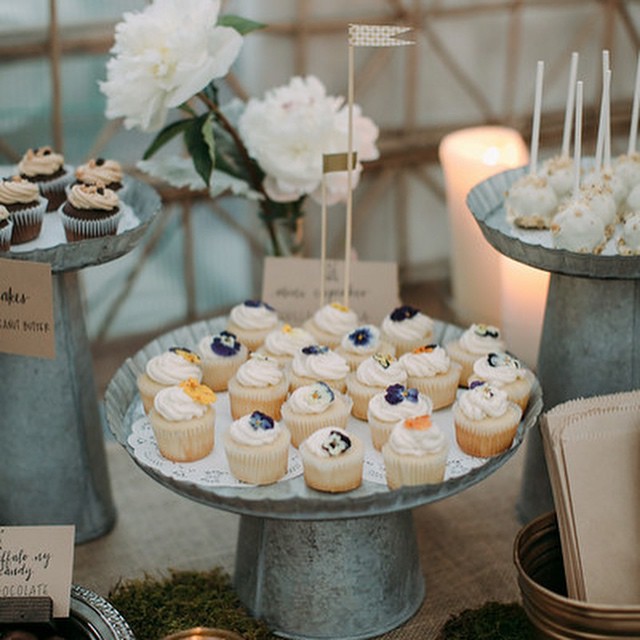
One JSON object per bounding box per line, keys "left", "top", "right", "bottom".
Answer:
{"left": 0, "top": 257, "right": 55, "bottom": 359}
{"left": 541, "top": 390, "right": 640, "bottom": 604}
{"left": 262, "top": 256, "right": 400, "bottom": 325}
{"left": 0, "top": 525, "right": 75, "bottom": 617}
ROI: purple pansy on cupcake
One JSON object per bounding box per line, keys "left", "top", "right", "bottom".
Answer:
{"left": 384, "top": 383, "right": 420, "bottom": 405}
{"left": 321, "top": 430, "right": 352, "bottom": 456}
{"left": 248, "top": 410, "right": 275, "bottom": 431}
{"left": 389, "top": 305, "right": 419, "bottom": 322}
{"left": 210, "top": 330, "right": 242, "bottom": 357}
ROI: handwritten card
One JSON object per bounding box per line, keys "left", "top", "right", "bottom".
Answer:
{"left": 0, "top": 257, "right": 55, "bottom": 359}
{"left": 0, "top": 525, "right": 75, "bottom": 617}
{"left": 262, "top": 257, "right": 400, "bottom": 325}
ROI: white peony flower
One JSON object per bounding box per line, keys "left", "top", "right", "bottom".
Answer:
{"left": 100, "top": 0, "right": 243, "bottom": 132}
{"left": 238, "top": 75, "right": 379, "bottom": 204}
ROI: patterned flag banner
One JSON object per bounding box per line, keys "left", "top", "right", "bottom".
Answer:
{"left": 348, "top": 24, "right": 413, "bottom": 47}
{"left": 323, "top": 152, "right": 358, "bottom": 173}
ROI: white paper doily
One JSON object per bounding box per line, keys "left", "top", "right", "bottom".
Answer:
{"left": 126, "top": 389, "right": 496, "bottom": 489}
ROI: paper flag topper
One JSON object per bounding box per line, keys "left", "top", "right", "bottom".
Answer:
{"left": 348, "top": 24, "right": 414, "bottom": 47}
{"left": 323, "top": 152, "right": 358, "bottom": 173}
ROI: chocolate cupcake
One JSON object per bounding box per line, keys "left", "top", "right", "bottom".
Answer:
{"left": 18, "top": 146, "right": 74, "bottom": 211}
{"left": 0, "top": 205, "right": 13, "bottom": 251}
{"left": 60, "top": 183, "right": 121, "bottom": 242}
{"left": 0, "top": 176, "right": 46, "bottom": 244}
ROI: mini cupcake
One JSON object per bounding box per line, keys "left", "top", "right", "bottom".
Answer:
{"left": 303, "top": 302, "right": 359, "bottom": 349}
{"left": 223, "top": 410, "right": 291, "bottom": 485}
{"left": 149, "top": 378, "right": 216, "bottom": 462}
{"left": 346, "top": 353, "right": 407, "bottom": 420}
{"left": 446, "top": 323, "right": 507, "bottom": 387}
{"left": 227, "top": 353, "right": 288, "bottom": 420}
{"left": 280, "top": 381, "right": 352, "bottom": 448}
{"left": 399, "top": 344, "right": 462, "bottom": 410}
{"left": 0, "top": 205, "right": 13, "bottom": 251}
{"left": 380, "top": 305, "right": 435, "bottom": 356}
{"left": 335, "top": 324, "right": 396, "bottom": 371}
{"left": 453, "top": 382, "right": 523, "bottom": 457}
{"left": 74, "top": 157, "right": 124, "bottom": 192}
{"left": 137, "top": 346, "right": 203, "bottom": 414}
{"left": 18, "top": 146, "right": 73, "bottom": 211}
{"left": 0, "top": 176, "right": 46, "bottom": 245}
{"left": 382, "top": 414, "right": 450, "bottom": 489}
{"left": 257, "top": 324, "right": 316, "bottom": 365}
{"left": 197, "top": 330, "right": 248, "bottom": 392}
{"left": 468, "top": 352, "right": 533, "bottom": 411}
{"left": 299, "top": 427, "right": 364, "bottom": 493}
{"left": 367, "top": 384, "right": 433, "bottom": 451}
{"left": 288, "top": 344, "right": 350, "bottom": 393}
{"left": 226, "top": 300, "right": 280, "bottom": 352}
{"left": 60, "top": 183, "right": 122, "bottom": 242}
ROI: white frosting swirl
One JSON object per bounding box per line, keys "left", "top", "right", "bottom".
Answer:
{"left": 291, "top": 347, "right": 349, "bottom": 381}
{"left": 355, "top": 354, "right": 407, "bottom": 387}
{"left": 228, "top": 412, "right": 281, "bottom": 446}
{"left": 153, "top": 385, "right": 210, "bottom": 421}
{"left": 264, "top": 325, "right": 315, "bottom": 357}
{"left": 368, "top": 389, "right": 432, "bottom": 423}
{"left": 67, "top": 183, "right": 119, "bottom": 211}
{"left": 387, "top": 416, "right": 448, "bottom": 456}
{"left": 381, "top": 309, "right": 433, "bottom": 341}
{"left": 0, "top": 177, "right": 40, "bottom": 204}
{"left": 312, "top": 303, "right": 358, "bottom": 335}
{"left": 472, "top": 352, "right": 525, "bottom": 386}
{"left": 230, "top": 301, "right": 279, "bottom": 330}
{"left": 457, "top": 383, "right": 511, "bottom": 420}
{"left": 18, "top": 147, "right": 64, "bottom": 177}
{"left": 458, "top": 324, "right": 506, "bottom": 355}
{"left": 284, "top": 382, "right": 336, "bottom": 415}
{"left": 235, "top": 354, "right": 284, "bottom": 388}
{"left": 75, "top": 158, "right": 123, "bottom": 185}
{"left": 400, "top": 345, "right": 450, "bottom": 377}
{"left": 145, "top": 350, "right": 202, "bottom": 385}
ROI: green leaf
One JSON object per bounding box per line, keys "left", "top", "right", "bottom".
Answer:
{"left": 202, "top": 113, "right": 216, "bottom": 170}
{"left": 218, "top": 14, "right": 265, "bottom": 35}
{"left": 142, "top": 119, "right": 193, "bottom": 160}
{"left": 183, "top": 115, "right": 213, "bottom": 186}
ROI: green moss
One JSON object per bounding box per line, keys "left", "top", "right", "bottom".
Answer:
{"left": 107, "top": 568, "right": 276, "bottom": 640}
{"left": 440, "top": 601, "right": 535, "bottom": 640}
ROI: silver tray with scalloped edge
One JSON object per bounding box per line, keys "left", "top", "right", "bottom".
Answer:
{"left": 104, "top": 316, "right": 543, "bottom": 521}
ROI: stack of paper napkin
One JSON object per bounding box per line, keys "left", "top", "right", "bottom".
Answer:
{"left": 540, "top": 390, "right": 640, "bottom": 604}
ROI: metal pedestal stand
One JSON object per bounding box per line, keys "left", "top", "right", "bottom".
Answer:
{"left": 0, "top": 179, "right": 160, "bottom": 543}
{"left": 105, "top": 317, "right": 542, "bottom": 639}
{"left": 468, "top": 166, "right": 640, "bottom": 523}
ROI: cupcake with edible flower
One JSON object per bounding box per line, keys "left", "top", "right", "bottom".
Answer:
{"left": 197, "top": 330, "right": 248, "bottom": 392}
{"left": 288, "top": 344, "right": 350, "bottom": 394}
{"left": 149, "top": 377, "right": 216, "bottom": 463}
{"left": 453, "top": 382, "right": 522, "bottom": 457}
{"left": 281, "top": 381, "right": 352, "bottom": 448}
{"left": 227, "top": 352, "right": 288, "bottom": 420}
{"left": 468, "top": 351, "right": 533, "bottom": 411}
{"left": 303, "top": 302, "right": 359, "bottom": 349}
{"left": 0, "top": 176, "right": 46, "bottom": 245}
{"left": 446, "top": 323, "right": 507, "bottom": 387}
{"left": 18, "top": 146, "right": 73, "bottom": 211}
{"left": 335, "top": 324, "right": 395, "bottom": 371}
{"left": 137, "top": 347, "right": 203, "bottom": 414}
{"left": 0, "top": 205, "right": 13, "bottom": 251}
{"left": 257, "top": 324, "right": 316, "bottom": 365}
{"left": 226, "top": 299, "right": 280, "bottom": 352}
{"left": 60, "top": 183, "right": 122, "bottom": 242}
{"left": 382, "top": 414, "right": 450, "bottom": 489}
{"left": 299, "top": 426, "right": 364, "bottom": 493}
{"left": 380, "top": 305, "right": 435, "bottom": 356}
{"left": 346, "top": 353, "right": 408, "bottom": 420}
{"left": 367, "top": 384, "right": 433, "bottom": 451}
{"left": 223, "top": 410, "right": 291, "bottom": 485}
{"left": 399, "top": 344, "right": 462, "bottom": 410}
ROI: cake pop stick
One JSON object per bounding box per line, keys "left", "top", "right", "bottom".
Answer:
{"left": 529, "top": 60, "right": 544, "bottom": 176}
{"left": 561, "top": 52, "right": 579, "bottom": 159}
{"left": 573, "top": 80, "right": 584, "bottom": 199}
{"left": 594, "top": 50, "right": 610, "bottom": 173}
{"left": 628, "top": 51, "right": 640, "bottom": 156}
{"left": 603, "top": 69, "right": 612, "bottom": 173}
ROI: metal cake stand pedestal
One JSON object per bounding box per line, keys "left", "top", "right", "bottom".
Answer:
{"left": 105, "top": 317, "right": 542, "bottom": 640}
{"left": 468, "top": 166, "right": 640, "bottom": 523}
{"left": 0, "top": 178, "right": 160, "bottom": 543}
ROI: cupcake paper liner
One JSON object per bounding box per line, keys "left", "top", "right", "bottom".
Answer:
{"left": 299, "top": 436, "right": 364, "bottom": 493}
{"left": 382, "top": 443, "right": 449, "bottom": 489}
{"left": 407, "top": 362, "right": 462, "bottom": 410}
{"left": 59, "top": 207, "right": 122, "bottom": 242}
{"left": 37, "top": 165, "right": 75, "bottom": 211}
{"left": 0, "top": 219, "right": 13, "bottom": 251}
{"left": 10, "top": 197, "right": 47, "bottom": 245}
{"left": 149, "top": 407, "right": 215, "bottom": 462}
{"left": 453, "top": 403, "right": 522, "bottom": 457}
{"left": 227, "top": 375, "right": 289, "bottom": 421}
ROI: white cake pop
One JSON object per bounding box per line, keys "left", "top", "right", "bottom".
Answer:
{"left": 550, "top": 199, "right": 606, "bottom": 254}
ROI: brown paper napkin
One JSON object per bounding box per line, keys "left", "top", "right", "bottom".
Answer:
{"left": 540, "top": 390, "right": 640, "bottom": 604}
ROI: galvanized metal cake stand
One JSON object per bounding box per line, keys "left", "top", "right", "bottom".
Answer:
{"left": 467, "top": 166, "right": 640, "bottom": 524}
{"left": 105, "top": 317, "right": 542, "bottom": 640}
{"left": 0, "top": 178, "right": 161, "bottom": 543}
